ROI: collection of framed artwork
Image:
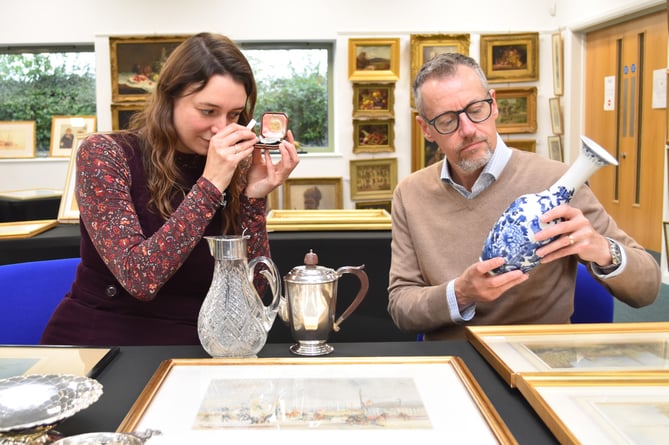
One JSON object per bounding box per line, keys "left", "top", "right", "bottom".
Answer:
{"left": 547, "top": 32, "right": 565, "bottom": 162}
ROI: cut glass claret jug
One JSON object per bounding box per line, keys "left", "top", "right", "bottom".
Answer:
{"left": 278, "top": 250, "right": 369, "bottom": 356}
{"left": 198, "top": 234, "right": 281, "bottom": 358}
{"left": 481, "top": 135, "right": 618, "bottom": 274}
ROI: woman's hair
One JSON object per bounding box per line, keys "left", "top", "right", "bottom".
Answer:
{"left": 128, "top": 32, "right": 257, "bottom": 234}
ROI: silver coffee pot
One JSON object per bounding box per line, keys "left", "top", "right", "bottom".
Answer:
{"left": 278, "top": 250, "right": 368, "bottom": 356}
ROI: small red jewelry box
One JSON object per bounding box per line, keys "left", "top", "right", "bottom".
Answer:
{"left": 254, "top": 112, "right": 289, "bottom": 150}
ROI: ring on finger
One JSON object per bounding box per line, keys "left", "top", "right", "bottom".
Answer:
{"left": 568, "top": 234, "right": 575, "bottom": 245}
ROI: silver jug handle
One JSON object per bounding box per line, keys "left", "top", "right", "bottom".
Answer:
{"left": 248, "top": 256, "right": 282, "bottom": 314}
{"left": 332, "top": 265, "right": 369, "bottom": 332}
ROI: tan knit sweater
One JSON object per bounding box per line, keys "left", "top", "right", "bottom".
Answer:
{"left": 388, "top": 149, "right": 661, "bottom": 339}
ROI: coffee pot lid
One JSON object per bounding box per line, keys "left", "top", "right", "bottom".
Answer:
{"left": 284, "top": 250, "right": 337, "bottom": 284}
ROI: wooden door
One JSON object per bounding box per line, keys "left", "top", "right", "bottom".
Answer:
{"left": 585, "top": 11, "right": 667, "bottom": 252}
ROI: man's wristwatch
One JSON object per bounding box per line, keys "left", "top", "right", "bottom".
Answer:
{"left": 599, "top": 238, "right": 622, "bottom": 273}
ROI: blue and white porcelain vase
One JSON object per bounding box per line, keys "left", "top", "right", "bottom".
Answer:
{"left": 481, "top": 135, "right": 618, "bottom": 274}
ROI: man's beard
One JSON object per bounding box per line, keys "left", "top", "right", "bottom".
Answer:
{"left": 456, "top": 143, "right": 493, "bottom": 173}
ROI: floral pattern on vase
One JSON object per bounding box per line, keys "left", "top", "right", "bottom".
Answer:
{"left": 481, "top": 136, "right": 618, "bottom": 275}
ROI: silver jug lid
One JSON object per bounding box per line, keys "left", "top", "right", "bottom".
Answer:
{"left": 284, "top": 250, "right": 337, "bottom": 284}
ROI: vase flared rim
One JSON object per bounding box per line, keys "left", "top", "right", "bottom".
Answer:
{"left": 581, "top": 135, "right": 618, "bottom": 166}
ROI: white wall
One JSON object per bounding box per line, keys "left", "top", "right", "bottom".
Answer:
{"left": 0, "top": 0, "right": 663, "bottom": 198}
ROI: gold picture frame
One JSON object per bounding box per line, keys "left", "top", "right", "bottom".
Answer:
{"left": 411, "top": 110, "right": 444, "bottom": 172}
{"left": 516, "top": 372, "right": 669, "bottom": 445}
{"left": 494, "top": 87, "right": 537, "bottom": 134}
{"left": 480, "top": 33, "right": 539, "bottom": 83}
{"left": 551, "top": 32, "right": 564, "bottom": 96}
{"left": 111, "top": 103, "right": 145, "bottom": 130}
{"left": 348, "top": 38, "right": 400, "bottom": 81}
{"left": 110, "top": 35, "right": 189, "bottom": 102}
{"left": 0, "top": 121, "right": 36, "bottom": 159}
{"left": 466, "top": 322, "right": 669, "bottom": 387}
{"left": 549, "top": 97, "right": 563, "bottom": 135}
{"left": 118, "top": 356, "right": 516, "bottom": 444}
{"left": 349, "top": 158, "right": 398, "bottom": 201}
{"left": 0, "top": 220, "right": 58, "bottom": 240}
{"left": 547, "top": 135, "right": 563, "bottom": 162}
{"left": 355, "top": 200, "right": 392, "bottom": 213}
{"left": 57, "top": 134, "right": 86, "bottom": 223}
{"left": 282, "top": 177, "right": 343, "bottom": 210}
{"left": 353, "top": 119, "right": 395, "bottom": 153}
{"left": 49, "top": 115, "right": 96, "bottom": 157}
{"left": 267, "top": 209, "right": 391, "bottom": 231}
{"left": 506, "top": 139, "right": 536, "bottom": 153}
{"left": 0, "top": 346, "right": 118, "bottom": 379}
{"left": 352, "top": 82, "right": 395, "bottom": 118}
{"left": 409, "top": 33, "right": 470, "bottom": 106}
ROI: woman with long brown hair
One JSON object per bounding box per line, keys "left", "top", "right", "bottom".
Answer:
{"left": 41, "top": 33, "right": 299, "bottom": 346}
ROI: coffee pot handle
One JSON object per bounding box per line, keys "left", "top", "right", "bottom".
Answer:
{"left": 332, "top": 265, "right": 369, "bottom": 332}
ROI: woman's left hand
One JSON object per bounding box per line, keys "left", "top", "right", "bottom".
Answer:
{"left": 244, "top": 129, "right": 300, "bottom": 198}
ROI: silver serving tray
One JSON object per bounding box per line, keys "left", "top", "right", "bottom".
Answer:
{"left": 53, "top": 432, "right": 143, "bottom": 445}
{"left": 0, "top": 374, "right": 103, "bottom": 433}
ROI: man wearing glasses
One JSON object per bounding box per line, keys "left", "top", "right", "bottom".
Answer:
{"left": 387, "top": 53, "right": 660, "bottom": 340}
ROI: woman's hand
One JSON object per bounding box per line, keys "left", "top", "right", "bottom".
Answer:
{"left": 202, "top": 123, "right": 258, "bottom": 192}
{"left": 244, "top": 129, "right": 300, "bottom": 198}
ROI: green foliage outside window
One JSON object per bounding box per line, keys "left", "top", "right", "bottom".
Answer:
{"left": 0, "top": 52, "right": 96, "bottom": 156}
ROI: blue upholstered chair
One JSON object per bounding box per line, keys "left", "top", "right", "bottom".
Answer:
{"left": 0, "top": 257, "right": 80, "bottom": 344}
{"left": 571, "top": 262, "right": 615, "bottom": 323}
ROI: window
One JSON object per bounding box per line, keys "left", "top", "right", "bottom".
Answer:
{"left": 240, "top": 42, "right": 333, "bottom": 153}
{"left": 0, "top": 46, "right": 96, "bottom": 156}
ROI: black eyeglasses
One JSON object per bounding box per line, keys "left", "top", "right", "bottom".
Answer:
{"left": 426, "top": 97, "right": 494, "bottom": 135}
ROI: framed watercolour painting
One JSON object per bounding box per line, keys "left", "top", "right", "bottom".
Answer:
{"left": 57, "top": 134, "right": 86, "bottom": 223}
{"left": 551, "top": 32, "right": 564, "bottom": 96}
{"left": 0, "top": 121, "right": 35, "bottom": 159}
{"left": 516, "top": 372, "right": 669, "bottom": 445}
{"left": 411, "top": 110, "right": 444, "bottom": 172}
{"left": 466, "top": 322, "right": 669, "bottom": 387}
{"left": 0, "top": 346, "right": 118, "bottom": 379}
{"left": 348, "top": 38, "right": 400, "bottom": 81}
{"left": 282, "top": 177, "right": 343, "bottom": 210}
{"left": 352, "top": 82, "right": 395, "bottom": 118}
{"left": 111, "top": 103, "right": 144, "bottom": 130}
{"left": 494, "top": 87, "right": 537, "bottom": 134}
{"left": 118, "top": 357, "right": 516, "bottom": 444}
{"left": 409, "top": 33, "right": 470, "bottom": 106}
{"left": 353, "top": 119, "right": 395, "bottom": 153}
{"left": 110, "top": 35, "right": 189, "bottom": 102}
{"left": 547, "top": 136, "right": 563, "bottom": 162}
{"left": 480, "top": 33, "right": 539, "bottom": 83}
{"left": 49, "top": 115, "right": 96, "bottom": 157}
{"left": 549, "top": 97, "right": 563, "bottom": 135}
{"left": 349, "top": 158, "right": 398, "bottom": 200}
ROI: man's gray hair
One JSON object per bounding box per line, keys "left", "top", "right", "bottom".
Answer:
{"left": 413, "top": 53, "right": 489, "bottom": 117}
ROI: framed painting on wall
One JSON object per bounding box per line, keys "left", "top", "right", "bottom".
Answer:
{"left": 0, "top": 121, "right": 36, "bottom": 159}
{"left": 111, "top": 103, "right": 145, "bottom": 130}
{"left": 110, "top": 35, "right": 189, "bottom": 102}
{"left": 348, "top": 38, "right": 400, "bottom": 81}
{"left": 480, "top": 33, "right": 539, "bottom": 83}
{"left": 352, "top": 82, "right": 395, "bottom": 118}
{"left": 494, "top": 87, "right": 537, "bottom": 134}
{"left": 282, "top": 177, "right": 343, "bottom": 210}
{"left": 551, "top": 32, "right": 564, "bottom": 96}
{"left": 353, "top": 119, "right": 395, "bottom": 153}
{"left": 49, "top": 115, "right": 96, "bottom": 157}
{"left": 506, "top": 139, "right": 536, "bottom": 153}
{"left": 549, "top": 97, "right": 563, "bottom": 135}
{"left": 411, "top": 110, "right": 444, "bottom": 172}
{"left": 349, "top": 157, "right": 398, "bottom": 200}
{"left": 547, "top": 136, "right": 563, "bottom": 162}
{"left": 409, "top": 33, "right": 470, "bottom": 106}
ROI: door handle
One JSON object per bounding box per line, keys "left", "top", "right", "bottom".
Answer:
{"left": 621, "top": 152, "right": 627, "bottom": 159}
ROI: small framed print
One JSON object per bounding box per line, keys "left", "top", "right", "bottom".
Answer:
{"left": 352, "top": 83, "right": 395, "bottom": 118}
{"left": 349, "top": 157, "right": 398, "bottom": 200}
{"left": 348, "top": 38, "right": 400, "bottom": 81}
{"left": 551, "top": 32, "right": 564, "bottom": 96}
{"left": 353, "top": 119, "right": 395, "bottom": 153}
{"left": 549, "top": 97, "right": 563, "bottom": 135}
{"left": 507, "top": 139, "right": 536, "bottom": 153}
{"left": 355, "top": 200, "right": 392, "bottom": 213}
{"left": 110, "top": 35, "right": 189, "bottom": 102}
{"left": 282, "top": 177, "right": 343, "bottom": 210}
{"left": 0, "top": 121, "right": 36, "bottom": 159}
{"left": 111, "top": 103, "right": 144, "bottom": 130}
{"left": 547, "top": 135, "right": 563, "bottom": 162}
{"left": 494, "top": 87, "right": 537, "bottom": 134}
{"left": 480, "top": 33, "right": 539, "bottom": 83}
{"left": 49, "top": 115, "right": 96, "bottom": 157}
{"left": 57, "top": 134, "right": 87, "bottom": 223}
{"left": 409, "top": 33, "right": 470, "bottom": 106}
{"left": 411, "top": 110, "right": 444, "bottom": 172}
